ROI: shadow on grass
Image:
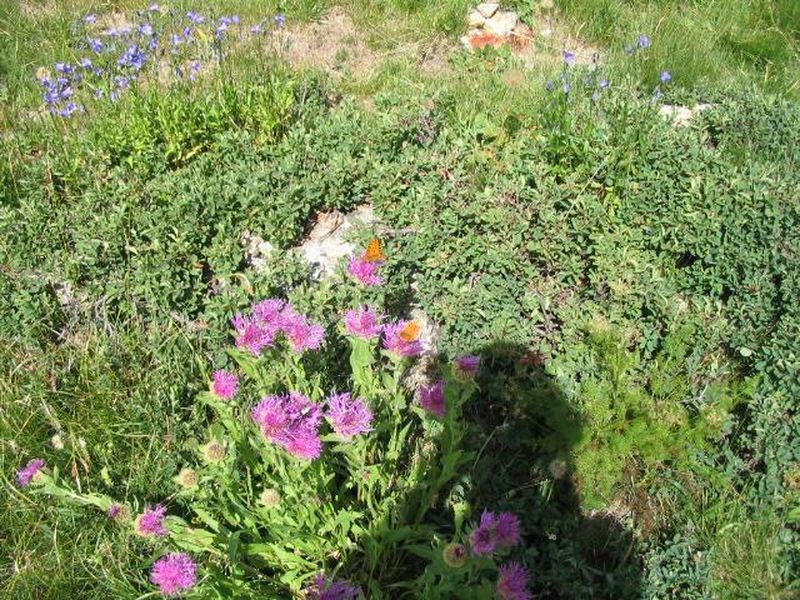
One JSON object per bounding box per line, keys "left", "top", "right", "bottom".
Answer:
{"left": 338, "top": 338, "right": 643, "bottom": 599}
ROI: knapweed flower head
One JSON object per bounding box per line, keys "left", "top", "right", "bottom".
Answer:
{"left": 418, "top": 381, "right": 445, "bottom": 418}
{"left": 17, "top": 458, "right": 45, "bottom": 487}
{"left": 107, "top": 503, "right": 131, "bottom": 522}
{"left": 326, "top": 393, "right": 373, "bottom": 440}
{"left": 469, "top": 510, "right": 521, "bottom": 556}
{"left": 211, "top": 369, "right": 239, "bottom": 400}
{"left": 454, "top": 355, "right": 481, "bottom": 379}
{"left": 176, "top": 468, "right": 199, "bottom": 489}
{"left": 304, "top": 573, "right": 361, "bottom": 600}
{"left": 347, "top": 256, "right": 383, "bottom": 286}
{"left": 150, "top": 552, "right": 198, "bottom": 597}
{"left": 382, "top": 321, "right": 423, "bottom": 358}
{"left": 201, "top": 440, "right": 226, "bottom": 463}
{"left": 251, "top": 393, "right": 323, "bottom": 460}
{"left": 260, "top": 488, "right": 281, "bottom": 508}
{"left": 135, "top": 504, "right": 168, "bottom": 537}
{"left": 660, "top": 70, "right": 672, "bottom": 83}
{"left": 280, "top": 307, "right": 325, "bottom": 352}
{"left": 343, "top": 306, "right": 383, "bottom": 340}
{"left": 496, "top": 561, "right": 531, "bottom": 600}
{"left": 442, "top": 543, "right": 469, "bottom": 568}
{"left": 231, "top": 310, "right": 278, "bottom": 356}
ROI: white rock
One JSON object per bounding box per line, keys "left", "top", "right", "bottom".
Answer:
{"left": 241, "top": 230, "right": 275, "bottom": 272}
{"left": 476, "top": 2, "right": 500, "bottom": 18}
{"left": 468, "top": 9, "right": 485, "bottom": 28}
{"left": 484, "top": 11, "right": 517, "bottom": 37}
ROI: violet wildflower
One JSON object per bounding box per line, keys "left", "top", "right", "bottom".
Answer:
{"left": 139, "top": 23, "right": 154, "bottom": 37}
{"left": 660, "top": 70, "right": 672, "bottom": 83}
{"left": 84, "top": 14, "right": 97, "bottom": 25}
{"left": 304, "top": 573, "right": 361, "bottom": 600}
{"left": 347, "top": 256, "right": 383, "bottom": 286}
{"left": 189, "top": 60, "right": 201, "bottom": 81}
{"left": 251, "top": 23, "right": 264, "bottom": 34}
{"left": 135, "top": 504, "right": 168, "bottom": 537}
{"left": 150, "top": 552, "right": 198, "bottom": 597}
{"left": 186, "top": 11, "right": 205, "bottom": 24}
{"left": 274, "top": 13, "right": 286, "bottom": 29}
{"left": 454, "top": 355, "right": 481, "bottom": 379}
{"left": 496, "top": 562, "right": 531, "bottom": 600}
{"left": 149, "top": 4, "right": 161, "bottom": 12}
{"left": 418, "top": 381, "right": 445, "bottom": 418}
{"left": 252, "top": 393, "right": 323, "bottom": 460}
{"left": 469, "top": 510, "right": 522, "bottom": 555}
{"left": 211, "top": 369, "right": 239, "bottom": 400}
{"left": 280, "top": 307, "right": 325, "bottom": 352}
{"left": 118, "top": 44, "right": 147, "bottom": 71}
{"left": 16, "top": 458, "right": 45, "bottom": 487}
{"left": 89, "top": 38, "right": 104, "bottom": 53}
{"left": 343, "top": 306, "right": 383, "bottom": 340}
{"left": 79, "top": 57, "right": 93, "bottom": 69}
{"left": 599, "top": 78, "right": 610, "bottom": 90}
{"left": 55, "top": 62, "right": 74, "bottom": 74}
{"left": 326, "top": 393, "right": 373, "bottom": 440}
{"left": 562, "top": 50, "right": 576, "bottom": 66}
{"left": 382, "top": 321, "right": 423, "bottom": 358}
{"left": 171, "top": 34, "right": 183, "bottom": 46}
{"left": 636, "top": 34, "right": 651, "bottom": 49}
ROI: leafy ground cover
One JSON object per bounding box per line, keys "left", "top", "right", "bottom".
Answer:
{"left": 1, "top": 1, "right": 799, "bottom": 598}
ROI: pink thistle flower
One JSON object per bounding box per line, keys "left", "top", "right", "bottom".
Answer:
{"left": 469, "top": 510, "right": 522, "bottom": 556}
{"left": 16, "top": 458, "right": 45, "bottom": 487}
{"left": 251, "top": 393, "right": 323, "bottom": 460}
{"left": 496, "top": 561, "right": 531, "bottom": 600}
{"left": 135, "top": 504, "right": 168, "bottom": 537}
{"left": 150, "top": 552, "right": 198, "bottom": 597}
{"left": 495, "top": 512, "right": 521, "bottom": 547}
{"left": 211, "top": 369, "right": 239, "bottom": 400}
{"left": 343, "top": 306, "right": 383, "bottom": 340}
{"left": 382, "top": 321, "right": 423, "bottom": 357}
{"left": 252, "top": 298, "right": 285, "bottom": 325}
{"left": 107, "top": 504, "right": 121, "bottom": 518}
{"left": 231, "top": 314, "right": 274, "bottom": 356}
{"left": 347, "top": 256, "right": 383, "bottom": 286}
{"left": 326, "top": 393, "right": 373, "bottom": 440}
{"left": 455, "top": 355, "right": 481, "bottom": 378}
{"left": 304, "top": 573, "right": 362, "bottom": 600}
{"left": 418, "top": 381, "right": 446, "bottom": 417}
{"left": 283, "top": 315, "right": 325, "bottom": 352}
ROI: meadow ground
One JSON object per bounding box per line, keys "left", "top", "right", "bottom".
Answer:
{"left": 1, "top": 1, "right": 799, "bottom": 598}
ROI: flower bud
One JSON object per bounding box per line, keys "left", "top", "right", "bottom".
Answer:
{"left": 443, "top": 543, "right": 468, "bottom": 568}
{"left": 177, "top": 467, "right": 199, "bottom": 489}
{"left": 201, "top": 441, "right": 225, "bottom": 463}
{"left": 260, "top": 488, "right": 281, "bottom": 508}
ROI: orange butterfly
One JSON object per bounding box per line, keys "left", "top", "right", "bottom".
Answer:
{"left": 363, "top": 237, "right": 387, "bottom": 263}
{"left": 399, "top": 321, "right": 421, "bottom": 342}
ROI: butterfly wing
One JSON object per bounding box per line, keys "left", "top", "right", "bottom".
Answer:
{"left": 363, "top": 238, "right": 386, "bottom": 262}
{"left": 399, "top": 321, "right": 420, "bottom": 342}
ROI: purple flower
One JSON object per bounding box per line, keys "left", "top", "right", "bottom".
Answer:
{"left": 252, "top": 393, "right": 323, "bottom": 460}
{"left": 253, "top": 298, "right": 285, "bottom": 325}
{"left": 347, "top": 256, "right": 383, "bottom": 286}
{"left": 171, "top": 34, "right": 183, "bottom": 46}
{"left": 304, "top": 573, "right": 361, "bottom": 600}
{"left": 251, "top": 23, "right": 264, "bottom": 34}
{"left": 231, "top": 314, "right": 275, "bottom": 356}
{"left": 107, "top": 504, "right": 121, "bottom": 518}
{"left": 562, "top": 50, "right": 576, "bottom": 66}
{"left": 660, "top": 70, "right": 672, "bottom": 83}
{"left": 281, "top": 308, "right": 325, "bottom": 352}
{"left": 469, "top": 510, "right": 522, "bottom": 555}
{"left": 58, "top": 102, "right": 80, "bottom": 117}
{"left": 343, "top": 306, "right": 383, "bottom": 340}
{"left": 189, "top": 60, "right": 201, "bottom": 81}
{"left": 496, "top": 562, "right": 531, "bottom": 600}
{"left": 150, "top": 553, "right": 198, "bottom": 597}
{"left": 418, "top": 381, "right": 445, "bottom": 417}
{"left": 455, "top": 355, "right": 480, "bottom": 378}
{"left": 79, "top": 57, "right": 93, "bottom": 68}
{"left": 84, "top": 14, "right": 97, "bottom": 24}
{"left": 495, "top": 512, "right": 521, "bottom": 547}
{"left": 599, "top": 78, "right": 610, "bottom": 90}
{"left": 149, "top": 3, "right": 161, "bottom": 12}
{"left": 139, "top": 23, "right": 154, "bottom": 37}
{"left": 326, "top": 393, "right": 373, "bottom": 439}
{"left": 135, "top": 504, "right": 168, "bottom": 537}
{"left": 17, "top": 459, "right": 45, "bottom": 486}
{"left": 212, "top": 370, "right": 239, "bottom": 400}
{"left": 118, "top": 44, "right": 147, "bottom": 71}
{"left": 274, "top": 14, "right": 286, "bottom": 29}
{"left": 186, "top": 11, "right": 205, "bottom": 24}
{"left": 382, "top": 321, "right": 423, "bottom": 358}
{"left": 54, "top": 62, "right": 74, "bottom": 74}
{"left": 89, "top": 38, "right": 104, "bottom": 53}
{"left": 636, "top": 34, "right": 651, "bottom": 49}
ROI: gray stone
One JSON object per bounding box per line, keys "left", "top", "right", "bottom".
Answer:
{"left": 484, "top": 11, "right": 517, "bottom": 37}
{"left": 467, "top": 9, "right": 485, "bottom": 28}
{"left": 476, "top": 2, "right": 500, "bottom": 18}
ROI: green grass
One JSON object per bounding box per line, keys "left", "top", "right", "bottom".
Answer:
{"left": 1, "top": 1, "right": 800, "bottom": 598}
